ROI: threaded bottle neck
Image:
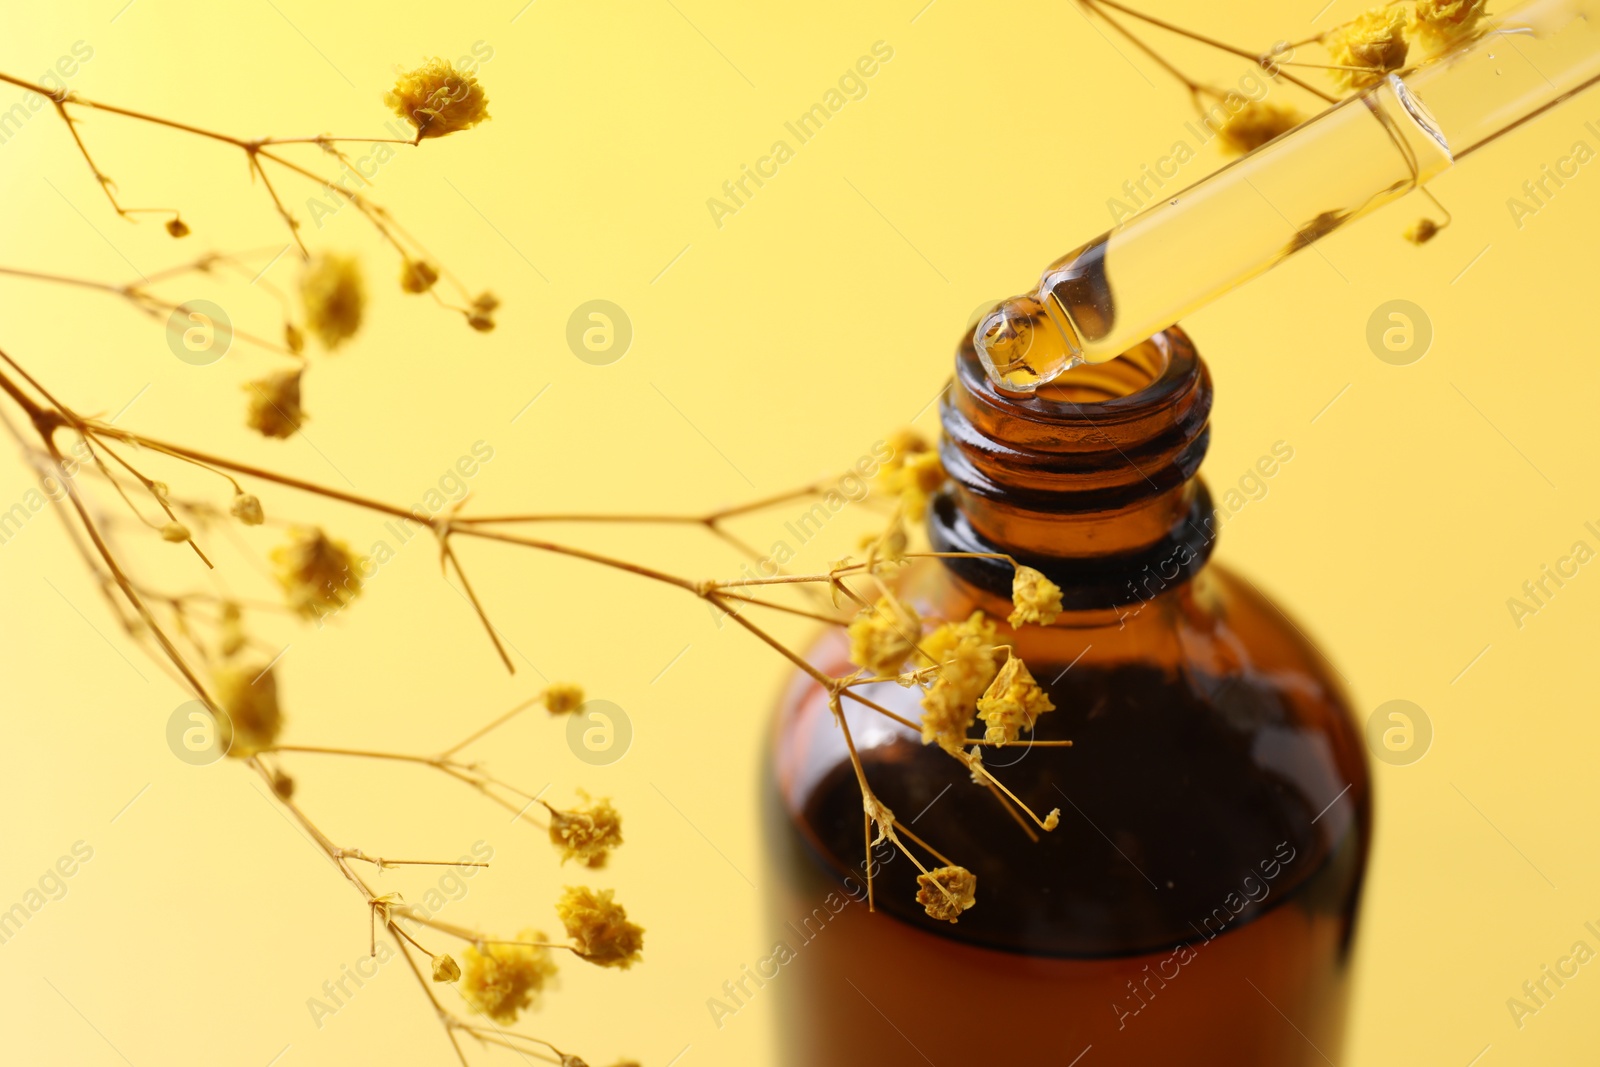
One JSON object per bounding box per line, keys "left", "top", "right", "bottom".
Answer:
{"left": 929, "top": 327, "right": 1217, "bottom": 610}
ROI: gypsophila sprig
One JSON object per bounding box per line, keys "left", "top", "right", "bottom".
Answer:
{"left": 0, "top": 51, "right": 617, "bottom": 1067}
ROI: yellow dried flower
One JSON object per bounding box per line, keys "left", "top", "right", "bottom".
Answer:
{"left": 977, "top": 655, "right": 1056, "bottom": 745}
{"left": 1327, "top": 6, "right": 1411, "bottom": 89}
{"left": 220, "top": 600, "right": 246, "bottom": 658}
{"left": 1008, "top": 565, "right": 1063, "bottom": 628}
{"left": 1413, "top": 0, "right": 1489, "bottom": 52}
{"left": 916, "top": 612, "right": 999, "bottom": 751}
{"left": 1043, "top": 807, "right": 1061, "bottom": 831}
{"left": 1403, "top": 218, "right": 1440, "bottom": 244}
{"left": 859, "top": 511, "right": 909, "bottom": 563}
{"left": 432, "top": 953, "right": 462, "bottom": 983}
{"left": 1216, "top": 101, "right": 1303, "bottom": 155}
{"left": 400, "top": 259, "right": 440, "bottom": 294}
{"left": 244, "top": 369, "right": 305, "bottom": 440}
{"left": 284, "top": 323, "right": 305, "bottom": 355}
{"left": 160, "top": 521, "right": 191, "bottom": 543}
{"left": 544, "top": 683, "right": 585, "bottom": 714}
{"left": 847, "top": 596, "right": 922, "bottom": 675}
{"left": 230, "top": 492, "right": 264, "bottom": 526}
{"left": 876, "top": 430, "right": 946, "bottom": 519}
{"left": 299, "top": 253, "right": 365, "bottom": 350}
{"left": 271, "top": 768, "right": 295, "bottom": 800}
{"left": 965, "top": 743, "right": 985, "bottom": 784}
{"left": 549, "top": 794, "right": 624, "bottom": 868}
{"left": 916, "top": 865, "right": 977, "bottom": 923}
{"left": 165, "top": 217, "right": 190, "bottom": 238}
{"left": 270, "top": 526, "right": 366, "bottom": 621}
{"left": 557, "top": 887, "right": 644, "bottom": 970}
{"left": 386, "top": 58, "right": 490, "bottom": 140}
{"left": 458, "top": 929, "right": 558, "bottom": 1023}
{"left": 467, "top": 291, "right": 500, "bottom": 333}
{"left": 212, "top": 661, "right": 283, "bottom": 757}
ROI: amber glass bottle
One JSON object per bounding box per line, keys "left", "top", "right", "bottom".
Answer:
{"left": 766, "top": 328, "right": 1371, "bottom": 1065}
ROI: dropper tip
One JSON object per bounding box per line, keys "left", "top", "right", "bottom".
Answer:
{"left": 974, "top": 295, "right": 1077, "bottom": 395}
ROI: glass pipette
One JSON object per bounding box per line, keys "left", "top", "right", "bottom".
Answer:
{"left": 975, "top": 0, "right": 1600, "bottom": 394}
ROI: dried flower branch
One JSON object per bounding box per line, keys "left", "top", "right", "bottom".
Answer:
{"left": 1076, "top": 0, "right": 1495, "bottom": 238}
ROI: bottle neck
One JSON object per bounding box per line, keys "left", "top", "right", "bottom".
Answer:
{"left": 929, "top": 327, "right": 1217, "bottom": 611}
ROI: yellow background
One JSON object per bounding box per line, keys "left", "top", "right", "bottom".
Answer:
{"left": 1, "top": 1, "right": 1597, "bottom": 1064}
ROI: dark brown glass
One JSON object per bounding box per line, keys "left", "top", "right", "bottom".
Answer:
{"left": 765, "top": 328, "right": 1371, "bottom": 1065}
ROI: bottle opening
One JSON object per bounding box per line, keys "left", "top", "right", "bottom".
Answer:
{"left": 1034, "top": 336, "right": 1171, "bottom": 406}
{"left": 936, "top": 326, "right": 1215, "bottom": 605}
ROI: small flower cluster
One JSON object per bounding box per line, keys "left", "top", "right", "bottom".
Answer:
{"left": 916, "top": 865, "right": 978, "bottom": 923}
{"left": 385, "top": 57, "right": 491, "bottom": 140}
{"left": 548, "top": 793, "right": 624, "bottom": 868}
{"left": 846, "top": 596, "right": 922, "bottom": 677}
{"left": 244, "top": 369, "right": 305, "bottom": 439}
{"left": 1327, "top": 1, "right": 1488, "bottom": 90}
{"left": 270, "top": 526, "right": 366, "bottom": 621}
{"left": 1216, "top": 101, "right": 1303, "bottom": 155}
{"left": 212, "top": 660, "right": 283, "bottom": 757}
{"left": 1328, "top": 6, "right": 1412, "bottom": 89}
{"left": 457, "top": 929, "right": 559, "bottom": 1023}
{"left": 299, "top": 253, "right": 365, "bottom": 351}
{"left": 840, "top": 539, "right": 1067, "bottom": 922}
{"left": 557, "top": 886, "right": 646, "bottom": 969}
{"left": 543, "top": 682, "right": 585, "bottom": 714}
{"left": 874, "top": 429, "right": 946, "bottom": 519}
